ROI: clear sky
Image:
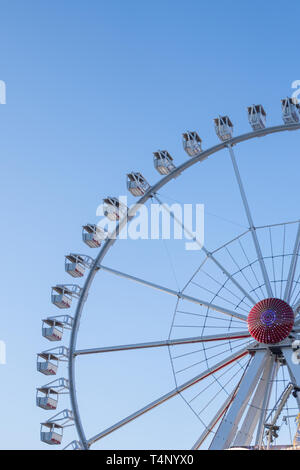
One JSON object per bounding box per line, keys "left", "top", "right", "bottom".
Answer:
{"left": 1, "top": 0, "right": 300, "bottom": 449}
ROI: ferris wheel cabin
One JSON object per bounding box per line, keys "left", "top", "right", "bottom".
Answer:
{"left": 281, "top": 97, "right": 300, "bottom": 124}
{"left": 214, "top": 116, "right": 233, "bottom": 141}
{"left": 247, "top": 104, "right": 266, "bottom": 130}
{"left": 42, "top": 315, "right": 73, "bottom": 342}
{"left": 40, "top": 422, "right": 63, "bottom": 445}
{"left": 182, "top": 131, "right": 202, "bottom": 156}
{"left": 82, "top": 224, "right": 107, "bottom": 248}
{"left": 51, "top": 286, "right": 73, "bottom": 309}
{"left": 103, "top": 197, "right": 128, "bottom": 221}
{"left": 37, "top": 352, "right": 59, "bottom": 376}
{"left": 65, "top": 254, "right": 86, "bottom": 278}
{"left": 127, "top": 172, "right": 150, "bottom": 197}
{"left": 36, "top": 386, "right": 59, "bottom": 411}
{"left": 36, "top": 377, "right": 69, "bottom": 412}
{"left": 42, "top": 318, "right": 64, "bottom": 342}
{"left": 153, "top": 150, "right": 175, "bottom": 175}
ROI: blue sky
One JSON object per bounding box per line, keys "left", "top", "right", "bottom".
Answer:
{"left": 1, "top": 0, "right": 300, "bottom": 449}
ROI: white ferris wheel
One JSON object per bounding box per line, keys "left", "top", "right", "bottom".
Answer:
{"left": 37, "top": 98, "right": 300, "bottom": 450}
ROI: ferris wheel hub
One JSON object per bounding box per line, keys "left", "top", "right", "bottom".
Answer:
{"left": 247, "top": 298, "right": 294, "bottom": 344}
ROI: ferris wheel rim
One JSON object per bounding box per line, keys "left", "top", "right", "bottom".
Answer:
{"left": 68, "top": 122, "right": 300, "bottom": 450}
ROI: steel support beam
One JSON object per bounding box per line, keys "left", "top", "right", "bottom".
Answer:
{"left": 254, "top": 359, "right": 278, "bottom": 447}
{"left": 234, "top": 356, "right": 274, "bottom": 447}
{"left": 209, "top": 350, "right": 268, "bottom": 450}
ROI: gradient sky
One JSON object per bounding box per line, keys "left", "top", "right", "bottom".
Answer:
{"left": 1, "top": 0, "right": 300, "bottom": 449}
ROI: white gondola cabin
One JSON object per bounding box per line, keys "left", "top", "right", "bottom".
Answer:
{"left": 37, "top": 352, "right": 59, "bottom": 376}
{"left": 65, "top": 254, "right": 85, "bottom": 278}
{"left": 42, "top": 315, "right": 73, "bottom": 342}
{"left": 51, "top": 286, "right": 73, "bottom": 309}
{"left": 37, "top": 387, "right": 59, "bottom": 411}
{"left": 281, "top": 97, "right": 300, "bottom": 124}
{"left": 82, "top": 224, "right": 107, "bottom": 248}
{"left": 153, "top": 150, "right": 175, "bottom": 175}
{"left": 103, "top": 197, "right": 128, "bottom": 221}
{"left": 247, "top": 104, "right": 266, "bottom": 130}
{"left": 42, "top": 318, "right": 63, "bottom": 342}
{"left": 182, "top": 131, "right": 202, "bottom": 156}
{"left": 40, "top": 422, "right": 63, "bottom": 445}
{"left": 40, "top": 409, "right": 73, "bottom": 446}
{"left": 36, "top": 377, "right": 69, "bottom": 411}
{"left": 127, "top": 172, "right": 150, "bottom": 197}
{"left": 214, "top": 116, "right": 233, "bottom": 141}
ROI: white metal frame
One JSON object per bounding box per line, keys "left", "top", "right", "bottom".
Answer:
{"left": 38, "top": 109, "right": 300, "bottom": 449}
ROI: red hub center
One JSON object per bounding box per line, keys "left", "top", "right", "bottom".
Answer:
{"left": 247, "top": 298, "right": 294, "bottom": 344}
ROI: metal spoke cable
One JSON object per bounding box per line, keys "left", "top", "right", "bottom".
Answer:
{"left": 196, "top": 360, "right": 248, "bottom": 416}
{"left": 176, "top": 310, "right": 247, "bottom": 324}
{"left": 193, "top": 270, "right": 251, "bottom": 310}
{"left": 156, "top": 191, "right": 248, "bottom": 230}
{"left": 193, "top": 362, "right": 251, "bottom": 449}
{"left": 171, "top": 337, "right": 249, "bottom": 361}
{"left": 199, "top": 273, "right": 248, "bottom": 371}
{"left": 189, "top": 358, "right": 248, "bottom": 404}
{"left": 162, "top": 238, "right": 181, "bottom": 291}
{"left": 173, "top": 324, "right": 248, "bottom": 329}
{"left": 166, "top": 300, "right": 209, "bottom": 431}
{"left": 154, "top": 192, "right": 256, "bottom": 304}
{"left": 225, "top": 245, "right": 260, "bottom": 303}
{"left": 174, "top": 339, "right": 251, "bottom": 374}
{"left": 200, "top": 268, "right": 252, "bottom": 309}
{"left": 181, "top": 256, "right": 210, "bottom": 293}
{"left": 190, "top": 280, "right": 250, "bottom": 313}
{"left": 239, "top": 238, "right": 265, "bottom": 300}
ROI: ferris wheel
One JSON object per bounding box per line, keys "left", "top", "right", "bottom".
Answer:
{"left": 37, "top": 98, "right": 300, "bottom": 450}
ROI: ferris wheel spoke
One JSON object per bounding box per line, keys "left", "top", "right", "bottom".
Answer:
{"left": 74, "top": 332, "right": 251, "bottom": 356}
{"left": 98, "top": 264, "right": 247, "bottom": 322}
{"left": 153, "top": 194, "right": 256, "bottom": 305}
{"left": 86, "top": 346, "right": 250, "bottom": 447}
{"left": 209, "top": 349, "right": 268, "bottom": 450}
{"left": 284, "top": 222, "right": 300, "bottom": 304}
{"left": 227, "top": 144, "right": 273, "bottom": 298}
